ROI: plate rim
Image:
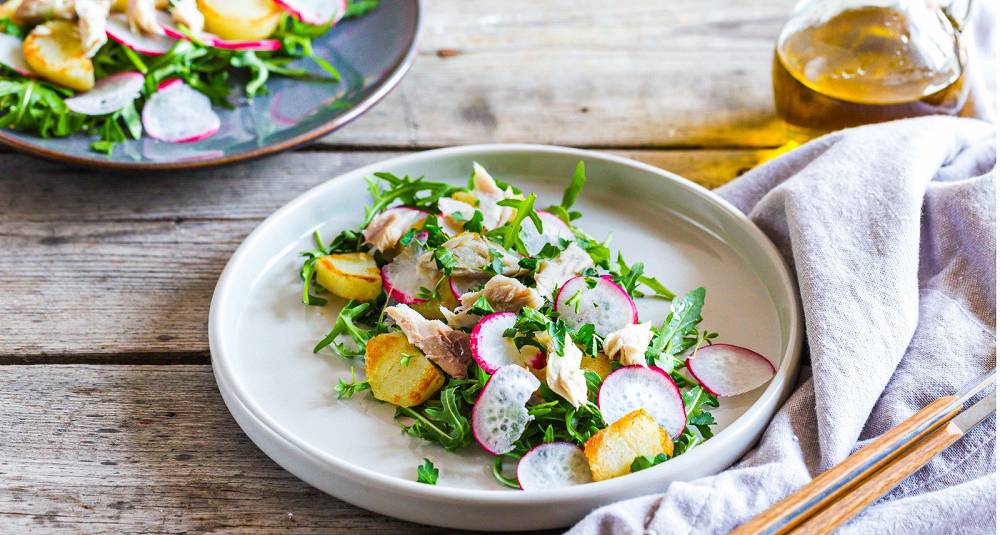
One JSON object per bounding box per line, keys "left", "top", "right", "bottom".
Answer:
{"left": 0, "top": 0, "right": 422, "bottom": 171}
{"left": 209, "top": 144, "right": 803, "bottom": 505}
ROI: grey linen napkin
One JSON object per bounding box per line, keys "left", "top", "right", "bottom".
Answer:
{"left": 567, "top": 116, "right": 997, "bottom": 535}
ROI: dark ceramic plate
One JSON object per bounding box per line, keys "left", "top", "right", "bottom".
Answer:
{"left": 0, "top": 1, "right": 420, "bottom": 170}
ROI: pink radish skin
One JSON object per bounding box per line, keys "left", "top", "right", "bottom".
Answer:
{"left": 0, "top": 33, "right": 32, "bottom": 76}
{"left": 471, "top": 364, "right": 539, "bottom": 455}
{"left": 156, "top": 12, "right": 281, "bottom": 51}
{"left": 470, "top": 312, "right": 522, "bottom": 374}
{"left": 275, "top": 0, "right": 348, "bottom": 25}
{"left": 598, "top": 365, "right": 686, "bottom": 439}
{"left": 555, "top": 275, "right": 637, "bottom": 337}
{"left": 527, "top": 350, "right": 546, "bottom": 370}
{"left": 516, "top": 442, "right": 593, "bottom": 490}
{"left": 106, "top": 14, "right": 174, "bottom": 56}
{"left": 686, "top": 344, "right": 776, "bottom": 397}
{"left": 141, "top": 79, "right": 220, "bottom": 143}
{"left": 520, "top": 210, "right": 574, "bottom": 256}
{"left": 380, "top": 241, "right": 436, "bottom": 305}
{"left": 64, "top": 71, "right": 144, "bottom": 115}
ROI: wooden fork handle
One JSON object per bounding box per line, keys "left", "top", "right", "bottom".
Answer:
{"left": 788, "top": 421, "right": 963, "bottom": 534}
{"left": 731, "top": 395, "right": 961, "bottom": 535}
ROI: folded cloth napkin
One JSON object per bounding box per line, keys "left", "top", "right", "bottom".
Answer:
{"left": 568, "top": 116, "right": 997, "bottom": 535}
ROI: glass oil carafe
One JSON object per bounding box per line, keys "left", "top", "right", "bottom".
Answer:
{"left": 773, "top": 0, "right": 972, "bottom": 139}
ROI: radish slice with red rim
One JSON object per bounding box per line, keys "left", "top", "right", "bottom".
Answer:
{"left": 598, "top": 365, "right": 686, "bottom": 438}
{"left": 106, "top": 13, "right": 175, "bottom": 56}
{"left": 0, "top": 33, "right": 32, "bottom": 76}
{"left": 685, "top": 344, "right": 775, "bottom": 397}
{"left": 381, "top": 245, "right": 437, "bottom": 304}
{"left": 516, "top": 442, "right": 593, "bottom": 490}
{"left": 520, "top": 210, "right": 574, "bottom": 256}
{"left": 470, "top": 312, "right": 523, "bottom": 374}
{"left": 156, "top": 12, "right": 281, "bottom": 51}
{"left": 555, "top": 275, "right": 637, "bottom": 337}
{"left": 275, "top": 0, "right": 348, "bottom": 25}
{"left": 141, "top": 79, "right": 220, "bottom": 143}
{"left": 64, "top": 71, "right": 144, "bottom": 115}
{"left": 471, "top": 364, "right": 539, "bottom": 454}
{"left": 448, "top": 276, "right": 484, "bottom": 301}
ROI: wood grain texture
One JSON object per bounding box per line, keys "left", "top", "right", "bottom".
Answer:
{"left": 789, "top": 423, "right": 965, "bottom": 535}
{"left": 320, "top": 0, "right": 793, "bottom": 148}
{"left": 731, "top": 396, "right": 962, "bottom": 535}
{"left": 0, "top": 364, "right": 556, "bottom": 534}
{"left": 0, "top": 149, "right": 761, "bottom": 361}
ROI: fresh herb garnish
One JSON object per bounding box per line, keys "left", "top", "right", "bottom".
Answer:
{"left": 416, "top": 458, "right": 439, "bottom": 485}
{"left": 630, "top": 453, "right": 669, "bottom": 472}
{"left": 334, "top": 368, "right": 371, "bottom": 399}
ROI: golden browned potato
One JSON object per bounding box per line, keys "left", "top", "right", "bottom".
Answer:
{"left": 583, "top": 408, "right": 673, "bottom": 481}
{"left": 23, "top": 21, "right": 94, "bottom": 91}
{"left": 315, "top": 252, "right": 382, "bottom": 302}
{"left": 410, "top": 287, "right": 459, "bottom": 321}
{"left": 365, "top": 332, "right": 445, "bottom": 408}
{"left": 197, "top": 0, "right": 282, "bottom": 41}
{"left": 109, "top": 0, "right": 167, "bottom": 12}
{"left": 580, "top": 354, "right": 614, "bottom": 380}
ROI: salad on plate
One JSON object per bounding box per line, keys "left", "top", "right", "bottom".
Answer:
{"left": 0, "top": 0, "right": 377, "bottom": 153}
{"left": 298, "top": 162, "right": 777, "bottom": 489}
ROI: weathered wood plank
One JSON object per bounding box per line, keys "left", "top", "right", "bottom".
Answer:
{"left": 320, "top": 0, "right": 792, "bottom": 148}
{"left": 0, "top": 149, "right": 762, "bottom": 360}
{"left": 0, "top": 364, "right": 557, "bottom": 534}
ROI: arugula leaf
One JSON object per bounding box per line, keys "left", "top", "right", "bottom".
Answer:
{"left": 485, "top": 194, "right": 542, "bottom": 256}
{"left": 545, "top": 161, "right": 587, "bottom": 222}
{"left": 313, "top": 301, "right": 378, "bottom": 358}
{"left": 469, "top": 295, "right": 495, "bottom": 316}
{"left": 416, "top": 458, "right": 439, "bottom": 485}
{"left": 647, "top": 287, "right": 706, "bottom": 368}
{"left": 462, "top": 210, "right": 484, "bottom": 232}
{"left": 363, "top": 173, "right": 457, "bottom": 226}
{"left": 344, "top": 0, "right": 381, "bottom": 19}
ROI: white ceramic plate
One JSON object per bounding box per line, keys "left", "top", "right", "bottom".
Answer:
{"left": 209, "top": 145, "right": 802, "bottom": 531}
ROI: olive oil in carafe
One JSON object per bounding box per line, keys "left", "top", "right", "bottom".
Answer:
{"left": 773, "top": 6, "right": 968, "bottom": 136}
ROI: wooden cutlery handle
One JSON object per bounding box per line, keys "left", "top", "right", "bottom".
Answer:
{"left": 788, "top": 421, "right": 964, "bottom": 534}
{"left": 731, "top": 395, "right": 961, "bottom": 535}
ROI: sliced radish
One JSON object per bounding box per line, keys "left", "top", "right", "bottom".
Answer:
{"left": 555, "top": 275, "right": 637, "bottom": 337}
{"left": 598, "top": 365, "right": 686, "bottom": 438}
{"left": 686, "top": 344, "right": 776, "bottom": 397}
{"left": 516, "top": 442, "right": 593, "bottom": 490}
{"left": 448, "top": 276, "right": 483, "bottom": 301}
{"left": 470, "top": 312, "right": 522, "bottom": 374}
{"left": 471, "top": 364, "right": 539, "bottom": 455}
{"left": 141, "top": 79, "right": 220, "bottom": 142}
{"left": 64, "top": 71, "right": 144, "bottom": 115}
{"left": 156, "top": 12, "right": 281, "bottom": 51}
{"left": 106, "top": 13, "right": 175, "bottom": 56}
{"left": 520, "top": 211, "right": 574, "bottom": 256}
{"left": 527, "top": 350, "right": 546, "bottom": 369}
{"left": 0, "top": 33, "right": 32, "bottom": 76}
{"left": 275, "top": 0, "right": 348, "bottom": 25}
{"left": 381, "top": 245, "right": 437, "bottom": 305}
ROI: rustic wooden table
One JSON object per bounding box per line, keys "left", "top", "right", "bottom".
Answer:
{"left": 0, "top": 1, "right": 795, "bottom": 532}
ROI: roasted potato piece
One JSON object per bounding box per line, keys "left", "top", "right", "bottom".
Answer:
{"left": 197, "top": 0, "right": 282, "bottom": 41}
{"left": 365, "top": 332, "right": 445, "bottom": 408}
{"left": 583, "top": 408, "right": 673, "bottom": 481}
{"left": 580, "top": 353, "right": 614, "bottom": 380}
{"left": 23, "top": 20, "right": 94, "bottom": 91}
{"left": 450, "top": 190, "right": 478, "bottom": 206}
{"left": 110, "top": 0, "right": 167, "bottom": 12}
{"left": 315, "top": 252, "right": 382, "bottom": 302}
{"left": 410, "top": 288, "right": 459, "bottom": 321}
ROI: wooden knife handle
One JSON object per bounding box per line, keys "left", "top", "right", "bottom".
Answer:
{"left": 731, "top": 395, "right": 961, "bottom": 535}
{"left": 788, "top": 421, "right": 964, "bottom": 535}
